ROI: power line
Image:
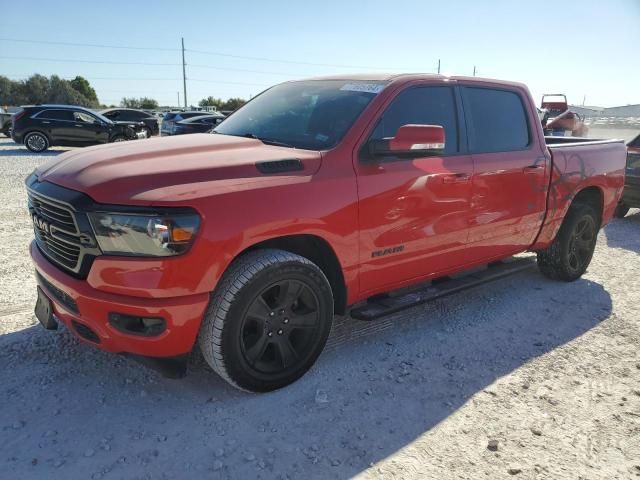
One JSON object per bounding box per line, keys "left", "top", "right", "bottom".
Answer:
{"left": 186, "top": 48, "right": 404, "bottom": 71}
{"left": 1, "top": 56, "right": 310, "bottom": 77}
{"left": 4, "top": 74, "right": 271, "bottom": 87}
{"left": 188, "top": 64, "right": 303, "bottom": 76}
{"left": 0, "top": 37, "right": 406, "bottom": 71}
{"left": 0, "top": 37, "right": 178, "bottom": 51}
{"left": 0, "top": 55, "right": 179, "bottom": 66}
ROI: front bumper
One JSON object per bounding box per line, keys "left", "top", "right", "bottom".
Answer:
{"left": 31, "top": 241, "right": 210, "bottom": 357}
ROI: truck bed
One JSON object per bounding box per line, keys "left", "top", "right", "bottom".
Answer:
{"left": 531, "top": 136, "right": 627, "bottom": 249}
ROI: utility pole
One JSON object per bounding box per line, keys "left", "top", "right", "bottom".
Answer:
{"left": 177, "top": 91, "right": 180, "bottom": 108}
{"left": 181, "top": 37, "right": 187, "bottom": 108}
{"left": 473, "top": 66, "right": 476, "bottom": 76}
{"left": 437, "top": 59, "right": 441, "bottom": 74}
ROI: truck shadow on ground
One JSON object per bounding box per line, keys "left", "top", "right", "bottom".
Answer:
{"left": 603, "top": 209, "right": 640, "bottom": 253}
{"left": 0, "top": 270, "right": 612, "bottom": 479}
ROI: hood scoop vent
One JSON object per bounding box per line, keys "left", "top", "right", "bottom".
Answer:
{"left": 256, "top": 158, "right": 304, "bottom": 174}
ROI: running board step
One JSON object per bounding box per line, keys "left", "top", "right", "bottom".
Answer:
{"left": 350, "top": 256, "right": 537, "bottom": 321}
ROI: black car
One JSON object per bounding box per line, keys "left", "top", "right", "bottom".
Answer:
{"left": 100, "top": 108, "right": 159, "bottom": 137}
{"left": 614, "top": 133, "right": 640, "bottom": 218}
{"left": 11, "top": 105, "right": 147, "bottom": 153}
{"left": 167, "top": 114, "right": 226, "bottom": 136}
{"left": 161, "top": 111, "right": 217, "bottom": 135}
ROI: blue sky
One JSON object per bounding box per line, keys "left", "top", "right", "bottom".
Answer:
{"left": 1, "top": 0, "right": 638, "bottom": 107}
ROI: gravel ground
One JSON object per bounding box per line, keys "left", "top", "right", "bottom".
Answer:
{"left": 0, "top": 137, "right": 639, "bottom": 479}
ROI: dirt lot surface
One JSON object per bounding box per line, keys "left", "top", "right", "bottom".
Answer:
{"left": 1, "top": 136, "right": 639, "bottom": 479}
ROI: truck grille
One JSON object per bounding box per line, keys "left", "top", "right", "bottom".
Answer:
{"left": 28, "top": 191, "right": 82, "bottom": 273}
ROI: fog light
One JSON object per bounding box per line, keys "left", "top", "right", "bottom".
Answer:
{"left": 108, "top": 312, "right": 166, "bottom": 337}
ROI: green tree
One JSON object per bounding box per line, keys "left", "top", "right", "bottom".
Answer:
{"left": 121, "top": 97, "right": 141, "bottom": 108}
{"left": 0, "top": 76, "right": 24, "bottom": 105}
{"left": 69, "top": 76, "right": 98, "bottom": 103}
{"left": 199, "top": 96, "right": 223, "bottom": 109}
{"left": 138, "top": 97, "right": 159, "bottom": 109}
{"left": 221, "top": 97, "right": 246, "bottom": 111}
{"left": 48, "top": 75, "right": 95, "bottom": 106}
{"left": 0, "top": 74, "right": 99, "bottom": 107}
{"left": 121, "top": 97, "right": 159, "bottom": 109}
{"left": 22, "top": 74, "right": 50, "bottom": 104}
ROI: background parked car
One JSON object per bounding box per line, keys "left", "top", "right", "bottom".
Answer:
{"left": 161, "top": 111, "right": 216, "bottom": 135}
{"left": 0, "top": 107, "right": 13, "bottom": 137}
{"left": 11, "top": 104, "right": 147, "bottom": 152}
{"left": 100, "top": 108, "right": 159, "bottom": 137}
{"left": 166, "top": 113, "right": 226, "bottom": 136}
{"left": 614, "top": 133, "right": 640, "bottom": 218}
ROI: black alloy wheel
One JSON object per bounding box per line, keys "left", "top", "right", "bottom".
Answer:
{"left": 565, "top": 215, "right": 596, "bottom": 275}
{"left": 240, "top": 279, "right": 322, "bottom": 374}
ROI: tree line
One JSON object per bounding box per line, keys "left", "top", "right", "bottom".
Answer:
{"left": 0, "top": 74, "right": 248, "bottom": 111}
{"left": 198, "top": 96, "right": 247, "bottom": 111}
{"left": 0, "top": 74, "right": 99, "bottom": 108}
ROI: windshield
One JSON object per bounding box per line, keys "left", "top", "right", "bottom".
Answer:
{"left": 212, "top": 80, "right": 387, "bottom": 150}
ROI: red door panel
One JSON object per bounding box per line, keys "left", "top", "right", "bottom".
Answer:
{"left": 356, "top": 154, "right": 473, "bottom": 294}
{"left": 467, "top": 150, "right": 548, "bottom": 261}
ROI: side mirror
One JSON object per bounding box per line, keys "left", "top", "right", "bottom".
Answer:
{"left": 368, "top": 124, "right": 445, "bottom": 158}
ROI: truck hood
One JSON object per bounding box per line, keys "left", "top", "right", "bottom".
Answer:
{"left": 35, "top": 133, "right": 322, "bottom": 205}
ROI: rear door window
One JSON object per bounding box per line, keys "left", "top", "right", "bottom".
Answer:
{"left": 369, "top": 86, "right": 459, "bottom": 155}
{"left": 123, "top": 110, "right": 146, "bottom": 121}
{"left": 39, "top": 109, "right": 74, "bottom": 121}
{"left": 462, "top": 87, "right": 530, "bottom": 153}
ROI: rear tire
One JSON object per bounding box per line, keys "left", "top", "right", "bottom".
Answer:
{"left": 199, "top": 249, "right": 334, "bottom": 392}
{"left": 24, "top": 132, "right": 49, "bottom": 152}
{"left": 537, "top": 203, "right": 599, "bottom": 281}
{"left": 613, "top": 203, "right": 630, "bottom": 219}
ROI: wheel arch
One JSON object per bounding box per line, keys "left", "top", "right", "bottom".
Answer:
{"left": 571, "top": 185, "right": 604, "bottom": 225}
{"left": 239, "top": 234, "right": 348, "bottom": 315}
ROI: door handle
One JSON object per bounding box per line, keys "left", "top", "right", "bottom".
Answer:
{"left": 441, "top": 173, "right": 471, "bottom": 184}
{"left": 74, "top": 124, "right": 84, "bottom": 127}
{"left": 41, "top": 121, "right": 51, "bottom": 124}
{"left": 523, "top": 165, "right": 545, "bottom": 173}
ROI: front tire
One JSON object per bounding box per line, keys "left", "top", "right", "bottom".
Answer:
{"left": 537, "top": 203, "right": 599, "bottom": 281}
{"left": 24, "top": 132, "right": 49, "bottom": 152}
{"left": 613, "top": 203, "right": 630, "bottom": 219}
{"left": 199, "top": 249, "right": 334, "bottom": 392}
{"left": 111, "top": 135, "right": 127, "bottom": 142}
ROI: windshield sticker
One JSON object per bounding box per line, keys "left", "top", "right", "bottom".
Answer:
{"left": 340, "top": 83, "right": 385, "bottom": 94}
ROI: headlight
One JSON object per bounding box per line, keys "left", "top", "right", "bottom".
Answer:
{"left": 88, "top": 211, "right": 200, "bottom": 257}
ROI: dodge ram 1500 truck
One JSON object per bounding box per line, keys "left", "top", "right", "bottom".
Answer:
{"left": 26, "top": 74, "right": 626, "bottom": 392}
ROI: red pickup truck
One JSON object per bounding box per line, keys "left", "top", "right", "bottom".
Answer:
{"left": 26, "top": 74, "right": 626, "bottom": 392}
